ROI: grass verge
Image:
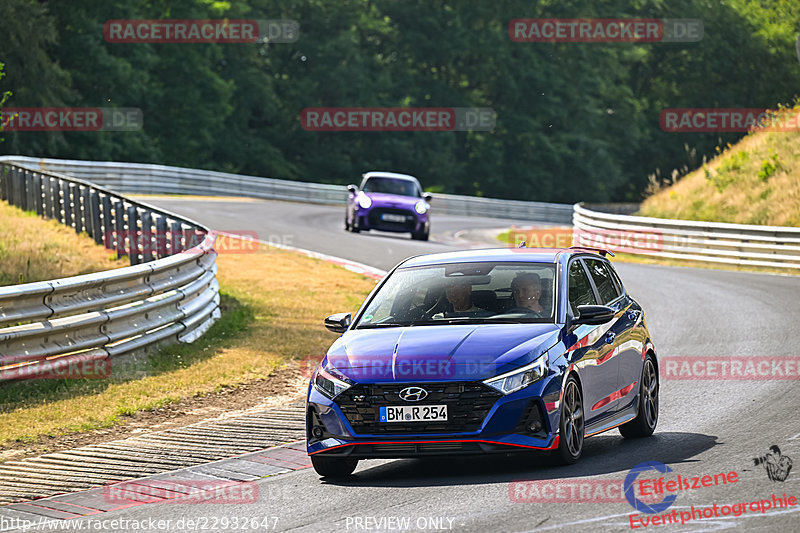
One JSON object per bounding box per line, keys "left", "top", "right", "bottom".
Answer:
{"left": 638, "top": 113, "right": 800, "bottom": 226}
{"left": 0, "top": 201, "right": 127, "bottom": 286}
{"left": 0, "top": 238, "right": 376, "bottom": 447}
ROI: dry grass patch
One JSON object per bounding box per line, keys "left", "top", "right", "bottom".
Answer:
{"left": 0, "top": 201, "right": 127, "bottom": 286}
{"left": 0, "top": 240, "right": 376, "bottom": 447}
{"left": 639, "top": 123, "right": 800, "bottom": 227}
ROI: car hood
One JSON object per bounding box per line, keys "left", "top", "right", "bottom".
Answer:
{"left": 363, "top": 192, "right": 421, "bottom": 209}
{"left": 323, "top": 324, "right": 562, "bottom": 382}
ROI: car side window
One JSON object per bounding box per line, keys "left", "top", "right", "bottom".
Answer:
{"left": 568, "top": 260, "right": 597, "bottom": 315}
{"left": 584, "top": 259, "right": 620, "bottom": 305}
{"left": 606, "top": 262, "right": 625, "bottom": 295}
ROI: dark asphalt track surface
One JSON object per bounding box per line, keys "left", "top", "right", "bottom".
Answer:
{"left": 17, "top": 197, "right": 799, "bottom": 532}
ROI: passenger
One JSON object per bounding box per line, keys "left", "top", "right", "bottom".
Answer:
{"left": 510, "top": 272, "right": 544, "bottom": 316}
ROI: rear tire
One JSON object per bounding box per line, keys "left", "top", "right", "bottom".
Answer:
{"left": 345, "top": 217, "right": 351, "bottom": 231}
{"left": 620, "top": 355, "right": 659, "bottom": 438}
{"left": 311, "top": 455, "right": 358, "bottom": 478}
{"left": 553, "top": 376, "right": 584, "bottom": 465}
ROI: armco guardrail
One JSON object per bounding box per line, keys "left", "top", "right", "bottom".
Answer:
{"left": 0, "top": 156, "right": 574, "bottom": 224}
{"left": 573, "top": 203, "right": 800, "bottom": 270}
{"left": 0, "top": 162, "right": 220, "bottom": 382}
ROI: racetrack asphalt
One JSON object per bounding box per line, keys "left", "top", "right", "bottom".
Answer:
{"left": 4, "top": 197, "right": 798, "bottom": 532}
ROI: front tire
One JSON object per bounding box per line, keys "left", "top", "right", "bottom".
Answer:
{"left": 411, "top": 231, "right": 429, "bottom": 241}
{"left": 620, "top": 355, "right": 659, "bottom": 438}
{"left": 311, "top": 455, "right": 358, "bottom": 478}
{"left": 553, "top": 376, "right": 584, "bottom": 465}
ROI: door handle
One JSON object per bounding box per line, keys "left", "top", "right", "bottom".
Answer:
{"left": 605, "top": 332, "right": 616, "bottom": 345}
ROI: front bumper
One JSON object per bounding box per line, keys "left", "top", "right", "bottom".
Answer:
{"left": 306, "top": 377, "right": 562, "bottom": 458}
{"left": 356, "top": 206, "right": 428, "bottom": 233}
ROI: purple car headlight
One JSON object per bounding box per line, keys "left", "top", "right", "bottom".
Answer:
{"left": 414, "top": 200, "right": 429, "bottom": 215}
{"left": 356, "top": 193, "right": 372, "bottom": 209}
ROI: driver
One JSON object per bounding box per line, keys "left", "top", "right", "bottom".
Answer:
{"left": 510, "top": 272, "right": 544, "bottom": 315}
{"left": 433, "top": 278, "right": 491, "bottom": 318}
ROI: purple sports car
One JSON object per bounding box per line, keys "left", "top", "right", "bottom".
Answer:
{"left": 345, "top": 172, "right": 432, "bottom": 241}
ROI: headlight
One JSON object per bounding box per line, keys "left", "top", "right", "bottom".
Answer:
{"left": 313, "top": 366, "right": 353, "bottom": 399}
{"left": 483, "top": 355, "right": 548, "bottom": 395}
{"left": 414, "top": 200, "right": 429, "bottom": 214}
{"left": 357, "top": 194, "right": 372, "bottom": 209}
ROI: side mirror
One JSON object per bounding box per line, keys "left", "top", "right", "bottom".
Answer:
{"left": 422, "top": 192, "right": 433, "bottom": 202}
{"left": 573, "top": 305, "right": 615, "bottom": 326}
{"left": 324, "top": 312, "right": 351, "bottom": 333}
{"left": 346, "top": 184, "right": 358, "bottom": 194}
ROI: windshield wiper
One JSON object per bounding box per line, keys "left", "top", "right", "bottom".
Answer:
{"left": 355, "top": 323, "right": 407, "bottom": 329}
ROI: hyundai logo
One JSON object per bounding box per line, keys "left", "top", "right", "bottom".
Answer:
{"left": 398, "top": 387, "right": 428, "bottom": 402}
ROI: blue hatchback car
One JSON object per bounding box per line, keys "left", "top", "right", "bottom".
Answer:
{"left": 306, "top": 247, "right": 659, "bottom": 477}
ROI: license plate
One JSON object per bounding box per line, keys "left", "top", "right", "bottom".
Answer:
{"left": 379, "top": 405, "right": 448, "bottom": 423}
{"left": 381, "top": 213, "right": 406, "bottom": 223}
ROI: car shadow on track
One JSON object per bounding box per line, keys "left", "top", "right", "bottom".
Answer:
{"left": 319, "top": 431, "right": 719, "bottom": 487}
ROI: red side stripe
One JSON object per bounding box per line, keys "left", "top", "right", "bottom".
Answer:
{"left": 590, "top": 381, "right": 637, "bottom": 411}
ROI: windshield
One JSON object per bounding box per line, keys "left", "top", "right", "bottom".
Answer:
{"left": 361, "top": 177, "right": 419, "bottom": 197}
{"left": 355, "top": 262, "right": 557, "bottom": 328}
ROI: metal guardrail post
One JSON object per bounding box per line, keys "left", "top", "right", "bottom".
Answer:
{"left": 23, "top": 169, "right": 34, "bottom": 212}
{"left": 90, "top": 190, "right": 103, "bottom": 244}
{"left": 170, "top": 221, "right": 183, "bottom": 254}
{"left": 50, "top": 176, "right": 61, "bottom": 220}
{"left": 101, "top": 194, "right": 113, "bottom": 248}
{"left": 0, "top": 165, "right": 6, "bottom": 201}
{"left": 11, "top": 167, "right": 21, "bottom": 208}
{"left": 42, "top": 176, "right": 52, "bottom": 219}
{"left": 141, "top": 210, "right": 154, "bottom": 263}
{"left": 32, "top": 172, "right": 43, "bottom": 216}
{"left": 155, "top": 214, "right": 167, "bottom": 259}
{"left": 61, "top": 181, "right": 72, "bottom": 227}
{"left": 6, "top": 167, "right": 15, "bottom": 207}
{"left": 127, "top": 205, "right": 140, "bottom": 266}
{"left": 79, "top": 186, "right": 90, "bottom": 234}
{"left": 114, "top": 200, "right": 125, "bottom": 259}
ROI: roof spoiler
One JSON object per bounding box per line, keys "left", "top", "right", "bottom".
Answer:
{"left": 569, "top": 246, "right": 615, "bottom": 258}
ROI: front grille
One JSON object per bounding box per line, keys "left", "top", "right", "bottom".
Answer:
{"left": 368, "top": 208, "right": 416, "bottom": 230}
{"left": 336, "top": 382, "right": 502, "bottom": 434}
